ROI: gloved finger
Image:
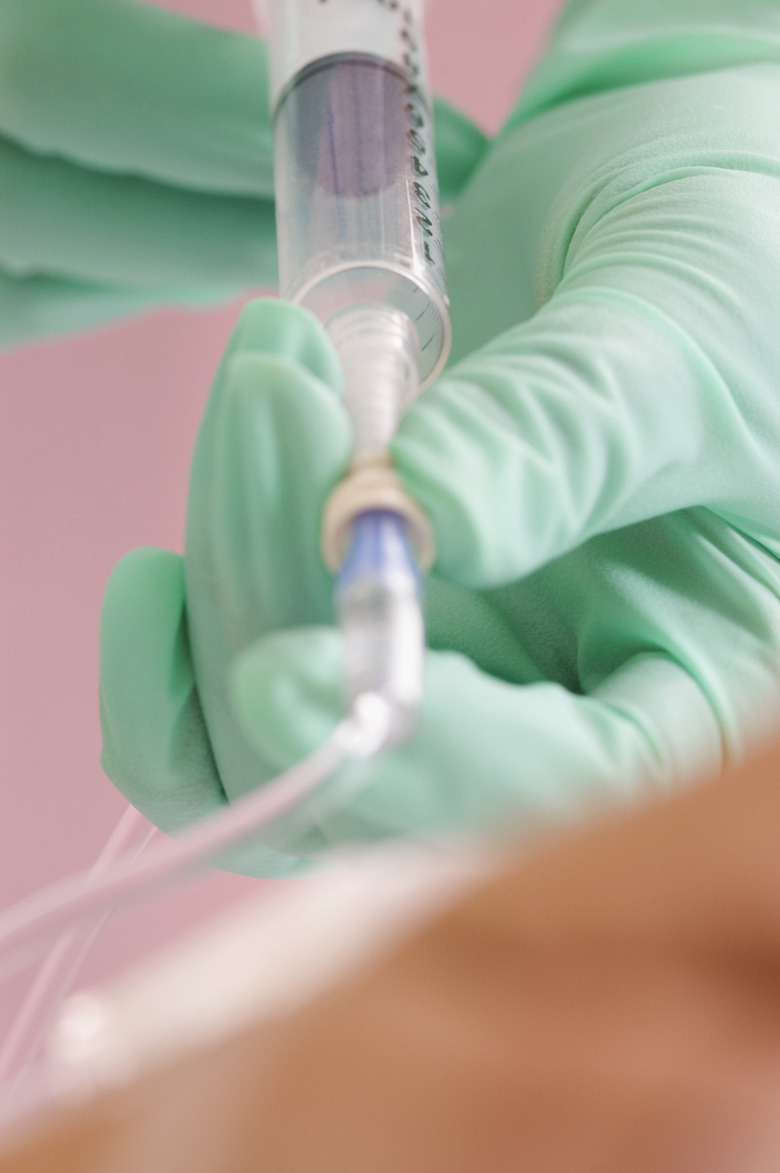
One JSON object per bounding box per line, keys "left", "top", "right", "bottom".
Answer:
{"left": 490, "top": 511, "right": 780, "bottom": 765}
{"left": 510, "top": 0, "right": 780, "bottom": 127}
{"left": 0, "top": 135, "right": 276, "bottom": 292}
{"left": 0, "top": 0, "right": 274, "bottom": 196}
{"left": 187, "top": 299, "right": 347, "bottom": 634}
{"left": 395, "top": 290, "right": 711, "bottom": 589}
{"left": 100, "top": 547, "right": 226, "bottom": 832}
{"left": 230, "top": 627, "right": 723, "bottom": 854}
{"left": 396, "top": 69, "right": 780, "bottom": 588}
{"left": 99, "top": 545, "right": 303, "bottom": 878}
{"left": 185, "top": 300, "right": 350, "bottom": 805}
{"left": 0, "top": 268, "right": 238, "bottom": 349}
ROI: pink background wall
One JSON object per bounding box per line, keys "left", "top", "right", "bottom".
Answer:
{"left": 0, "top": 0, "right": 564, "bottom": 1017}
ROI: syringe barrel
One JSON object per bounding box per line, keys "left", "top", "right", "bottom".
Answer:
{"left": 260, "top": 0, "right": 451, "bottom": 389}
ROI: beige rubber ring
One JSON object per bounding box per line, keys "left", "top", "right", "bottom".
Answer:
{"left": 321, "top": 464, "right": 436, "bottom": 572}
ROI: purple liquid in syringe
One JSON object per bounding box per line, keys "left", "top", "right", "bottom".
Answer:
{"left": 279, "top": 52, "right": 412, "bottom": 198}
{"left": 273, "top": 47, "right": 448, "bottom": 384}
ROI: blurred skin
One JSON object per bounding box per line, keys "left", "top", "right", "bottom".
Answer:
{"left": 5, "top": 737, "right": 780, "bottom": 1172}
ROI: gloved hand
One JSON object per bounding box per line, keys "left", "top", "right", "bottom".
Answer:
{"left": 0, "top": 0, "right": 482, "bottom": 347}
{"left": 101, "top": 0, "right": 780, "bottom": 876}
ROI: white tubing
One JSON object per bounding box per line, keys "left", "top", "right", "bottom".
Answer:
{"left": 0, "top": 809, "right": 155, "bottom": 1095}
{"left": 0, "top": 718, "right": 370, "bottom": 978}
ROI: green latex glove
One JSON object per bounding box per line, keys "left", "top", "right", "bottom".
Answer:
{"left": 101, "top": 0, "right": 780, "bottom": 876}
{"left": 0, "top": 0, "right": 482, "bottom": 347}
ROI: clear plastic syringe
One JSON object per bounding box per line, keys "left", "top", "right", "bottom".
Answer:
{"left": 258, "top": 0, "right": 451, "bottom": 747}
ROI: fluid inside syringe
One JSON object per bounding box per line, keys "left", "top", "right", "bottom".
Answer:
{"left": 273, "top": 50, "right": 450, "bottom": 388}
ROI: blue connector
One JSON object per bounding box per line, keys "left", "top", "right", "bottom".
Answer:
{"left": 335, "top": 510, "right": 425, "bottom": 747}
{"left": 336, "top": 510, "right": 422, "bottom": 598}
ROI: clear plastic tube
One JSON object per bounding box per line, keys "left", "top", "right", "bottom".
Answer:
{"left": 0, "top": 716, "right": 381, "bottom": 981}
{"left": 0, "top": 808, "right": 154, "bottom": 1095}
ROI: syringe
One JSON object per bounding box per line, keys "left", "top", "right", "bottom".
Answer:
{"left": 258, "top": 0, "right": 451, "bottom": 747}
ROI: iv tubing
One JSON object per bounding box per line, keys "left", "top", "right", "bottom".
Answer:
{"left": 0, "top": 713, "right": 380, "bottom": 977}
{"left": 0, "top": 809, "right": 154, "bottom": 1094}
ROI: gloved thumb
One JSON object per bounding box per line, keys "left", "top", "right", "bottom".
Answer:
{"left": 229, "top": 625, "right": 715, "bottom": 854}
